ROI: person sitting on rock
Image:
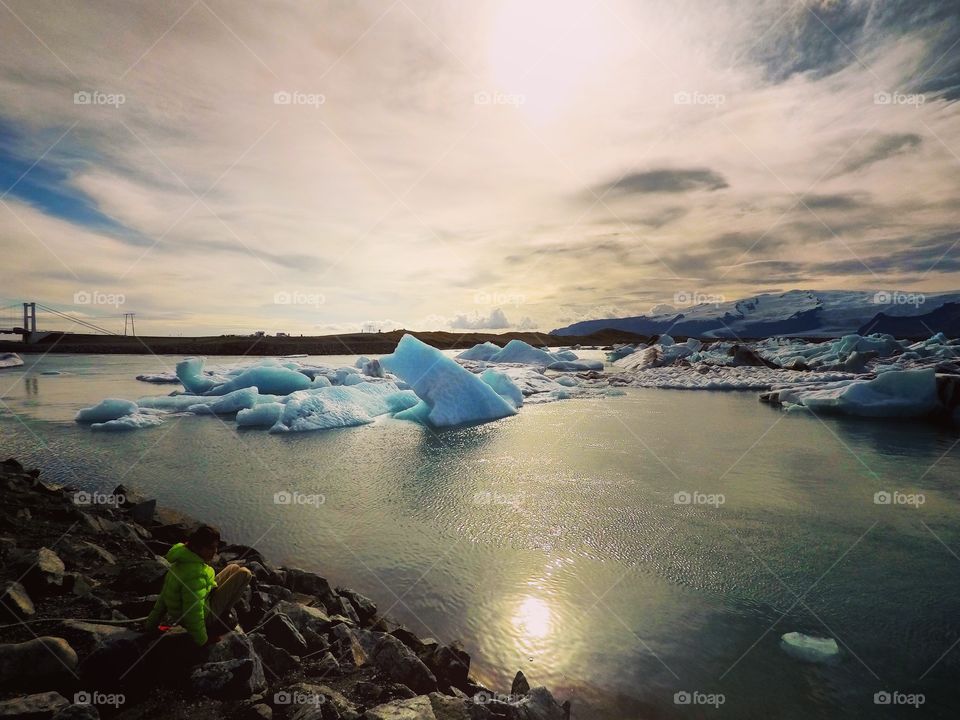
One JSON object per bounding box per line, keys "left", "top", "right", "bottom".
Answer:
{"left": 144, "top": 525, "right": 252, "bottom": 645}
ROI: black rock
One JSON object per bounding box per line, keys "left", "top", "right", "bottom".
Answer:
{"left": 0, "top": 691, "right": 70, "bottom": 719}
{"left": 261, "top": 612, "right": 308, "bottom": 655}
{"left": 511, "top": 671, "right": 530, "bottom": 697}
{"left": 371, "top": 633, "right": 437, "bottom": 694}
{"left": 249, "top": 633, "right": 301, "bottom": 678}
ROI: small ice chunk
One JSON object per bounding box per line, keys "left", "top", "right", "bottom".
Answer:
{"left": 0, "top": 352, "right": 24, "bottom": 369}
{"left": 207, "top": 365, "right": 311, "bottom": 396}
{"left": 381, "top": 334, "right": 517, "bottom": 427}
{"left": 354, "top": 355, "right": 371, "bottom": 368}
{"left": 135, "top": 372, "right": 180, "bottom": 384}
{"left": 76, "top": 398, "right": 138, "bottom": 423}
{"left": 546, "top": 360, "right": 603, "bottom": 371}
{"left": 556, "top": 376, "right": 579, "bottom": 387}
{"left": 91, "top": 412, "right": 164, "bottom": 431}
{"left": 176, "top": 357, "right": 218, "bottom": 393}
{"left": 780, "top": 632, "right": 840, "bottom": 662}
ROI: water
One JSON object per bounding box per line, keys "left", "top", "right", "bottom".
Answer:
{"left": 2, "top": 353, "right": 959, "bottom": 719}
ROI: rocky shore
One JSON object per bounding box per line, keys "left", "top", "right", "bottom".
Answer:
{"left": 0, "top": 459, "right": 570, "bottom": 720}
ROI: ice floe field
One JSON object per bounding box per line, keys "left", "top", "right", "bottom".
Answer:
{"left": 66, "top": 331, "right": 960, "bottom": 434}
{"left": 2, "top": 333, "right": 960, "bottom": 719}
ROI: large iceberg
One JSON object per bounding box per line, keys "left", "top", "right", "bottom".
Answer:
{"left": 380, "top": 334, "right": 518, "bottom": 427}
{"left": 777, "top": 368, "right": 938, "bottom": 418}
{"left": 76, "top": 398, "right": 139, "bottom": 423}
{"left": 270, "top": 381, "right": 403, "bottom": 432}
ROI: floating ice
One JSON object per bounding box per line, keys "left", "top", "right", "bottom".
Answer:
{"left": 207, "top": 364, "right": 311, "bottom": 396}
{"left": 546, "top": 360, "right": 603, "bottom": 371}
{"left": 76, "top": 398, "right": 138, "bottom": 423}
{"left": 480, "top": 369, "right": 524, "bottom": 409}
{"left": 270, "top": 382, "right": 402, "bottom": 433}
{"left": 488, "top": 339, "right": 570, "bottom": 366}
{"left": 778, "top": 368, "right": 938, "bottom": 418}
{"left": 135, "top": 372, "right": 180, "bottom": 384}
{"left": 0, "top": 352, "right": 24, "bottom": 369}
{"left": 381, "top": 334, "right": 517, "bottom": 427}
{"left": 91, "top": 412, "right": 165, "bottom": 432}
{"left": 236, "top": 402, "right": 284, "bottom": 428}
{"left": 780, "top": 632, "right": 840, "bottom": 662}
{"left": 176, "top": 357, "right": 219, "bottom": 393}
{"left": 456, "top": 342, "right": 501, "bottom": 361}
{"left": 188, "top": 387, "right": 259, "bottom": 415}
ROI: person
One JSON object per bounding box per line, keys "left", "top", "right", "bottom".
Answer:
{"left": 144, "top": 525, "right": 252, "bottom": 646}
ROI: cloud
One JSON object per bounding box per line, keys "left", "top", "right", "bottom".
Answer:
{"left": 593, "top": 168, "right": 729, "bottom": 196}
{"left": 450, "top": 307, "right": 512, "bottom": 329}
{"left": 832, "top": 133, "right": 922, "bottom": 176}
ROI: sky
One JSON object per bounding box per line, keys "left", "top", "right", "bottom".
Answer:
{"left": 1, "top": 0, "right": 959, "bottom": 336}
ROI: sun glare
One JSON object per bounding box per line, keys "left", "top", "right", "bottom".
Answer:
{"left": 513, "top": 595, "right": 553, "bottom": 638}
{"left": 486, "top": 0, "right": 620, "bottom": 120}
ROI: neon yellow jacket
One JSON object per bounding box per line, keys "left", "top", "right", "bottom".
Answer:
{"left": 145, "top": 543, "right": 216, "bottom": 645}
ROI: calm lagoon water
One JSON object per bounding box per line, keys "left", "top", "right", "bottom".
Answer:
{"left": 2, "top": 353, "right": 960, "bottom": 719}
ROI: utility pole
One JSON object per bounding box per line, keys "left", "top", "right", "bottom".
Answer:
{"left": 123, "top": 312, "right": 136, "bottom": 336}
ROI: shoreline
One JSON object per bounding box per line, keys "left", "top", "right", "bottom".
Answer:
{"left": 0, "top": 458, "right": 571, "bottom": 719}
{"left": 0, "top": 329, "right": 646, "bottom": 357}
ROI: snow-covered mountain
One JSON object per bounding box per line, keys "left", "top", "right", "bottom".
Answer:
{"left": 552, "top": 290, "right": 960, "bottom": 339}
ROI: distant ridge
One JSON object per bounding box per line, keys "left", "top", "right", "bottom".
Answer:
{"left": 858, "top": 302, "right": 960, "bottom": 338}
{"left": 552, "top": 290, "right": 960, "bottom": 339}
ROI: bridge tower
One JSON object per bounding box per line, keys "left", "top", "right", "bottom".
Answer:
{"left": 22, "top": 302, "right": 36, "bottom": 341}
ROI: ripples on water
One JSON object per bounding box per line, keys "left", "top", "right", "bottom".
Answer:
{"left": 2, "top": 354, "right": 960, "bottom": 718}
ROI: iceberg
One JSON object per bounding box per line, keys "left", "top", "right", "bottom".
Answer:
{"left": 380, "top": 334, "right": 517, "bottom": 427}
{"left": 546, "top": 360, "right": 603, "bottom": 371}
{"left": 487, "top": 339, "right": 575, "bottom": 366}
{"left": 456, "top": 342, "right": 501, "bottom": 361}
{"left": 207, "top": 365, "right": 311, "bottom": 396}
{"left": 270, "top": 382, "right": 403, "bottom": 433}
{"left": 176, "top": 357, "right": 219, "bottom": 393}
{"left": 780, "top": 632, "right": 840, "bottom": 663}
{"left": 236, "top": 402, "right": 284, "bottom": 428}
{"left": 135, "top": 372, "right": 180, "bottom": 384}
{"left": 0, "top": 352, "right": 24, "bottom": 369}
{"left": 780, "top": 368, "right": 938, "bottom": 418}
{"left": 75, "top": 398, "right": 138, "bottom": 423}
{"left": 480, "top": 369, "right": 524, "bottom": 409}
{"left": 188, "top": 387, "right": 259, "bottom": 415}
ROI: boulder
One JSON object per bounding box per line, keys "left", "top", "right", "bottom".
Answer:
{"left": 511, "top": 671, "right": 530, "bottom": 697}
{"left": 128, "top": 499, "right": 157, "bottom": 525}
{"left": 271, "top": 600, "right": 334, "bottom": 641}
{"left": 372, "top": 634, "right": 437, "bottom": 694}
{"left": 1, "top": 580, "right": 35, "bottom": 618}
{"left": 315, "top": 651, "right": 340, "bottom": 675}
{"left": 240, "top": 704, "right": 273, "bottom": 720}
{"left": 508, "top": 687, "right": 568, "bottom": 720}
{"left": 0, "top": 637, "right": 78, "bottom": 686}
{"left": 59, "top": 620, "right": 140, "bottom": 653}
{"left": 327, "top": 595, "right": 360, "bottom": 625}
{"left": 363, "top": 696, "right": 436, "bottom": 720}
{"left": 275, "top": 682, "right": 350, "bottom": 720}
{"left": 191, "top": 658, "right": 266, "bottom": 700}
{"left": 336, "top": 588, "right": 378, "bottom": 624}
{"left": 424, "top": 644, "right": 470, "bottom": 692}
{"left": 109, "top": 557, "right": 168, "bottom": 594}
{"left": 261, "top": 612, "right": 308, "bottom": 655}
{"left": 51, "top": 705, "right": 100, "bottom": 720}
{"left": 249, "top": 633, "right": 301, "bottom": 677}
{"left": 8, "top": 547, "right": 65, "bottom": 594}
{"left": 0, "top": 692, "right": 70, "bottom": 719}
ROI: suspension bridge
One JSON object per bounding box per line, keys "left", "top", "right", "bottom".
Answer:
{"left": 0, "top": 302, "right": 131, "bottom": 343}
